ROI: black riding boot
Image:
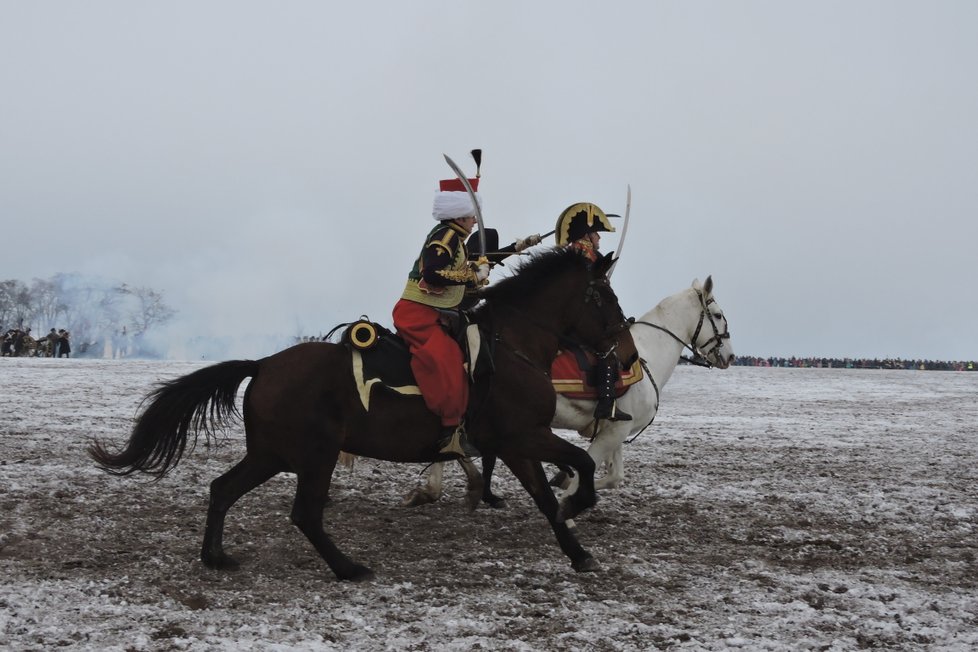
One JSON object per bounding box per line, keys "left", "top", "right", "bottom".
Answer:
{"left": 593, "top": 357, "right": 632, "bottom": 422}
{"left": 438, "top": 424, "right": 480, "bottom": 458}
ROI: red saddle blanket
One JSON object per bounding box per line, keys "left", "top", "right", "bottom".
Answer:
{"left": 550, "top": 349, "right": 644, "bottom": 400}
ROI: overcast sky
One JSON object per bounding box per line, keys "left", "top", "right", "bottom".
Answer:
{"left": 2, "top": 1, "right": 976, "bottom": 360}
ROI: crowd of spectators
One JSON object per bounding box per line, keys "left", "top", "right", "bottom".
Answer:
{"left": 734, "top": 356, "right": 976, "bottom": 371}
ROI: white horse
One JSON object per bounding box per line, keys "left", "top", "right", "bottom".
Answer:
{"left": 403, "top": 276, "right": 735, "bottom": 509}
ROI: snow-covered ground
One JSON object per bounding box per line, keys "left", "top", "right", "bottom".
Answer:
{"left": 1, "top": 358, "right": 976, "bottom": 651}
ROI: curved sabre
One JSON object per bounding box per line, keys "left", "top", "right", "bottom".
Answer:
{"left": 608, "top": 184, "right": 631, "bottom": 279}
{"left": 443, "top": 153, "right": 486, "bottom": 257}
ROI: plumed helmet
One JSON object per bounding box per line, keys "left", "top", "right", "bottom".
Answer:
{"left": 555, "top": 202, "right": 615, "bottom": 246}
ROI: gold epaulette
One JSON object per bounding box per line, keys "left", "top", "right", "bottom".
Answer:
{"left": 429, "top": 228, "right": 459, "bottom": 256}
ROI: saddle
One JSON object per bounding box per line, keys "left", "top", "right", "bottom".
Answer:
{"left": 337, "top": 316, "right": 487, "bottom": 411}
{"left": 550, "top": 347, "right": 644, "bottom": 400}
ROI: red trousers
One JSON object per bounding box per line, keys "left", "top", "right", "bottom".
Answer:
{"left": 392, "top": 299, "right": 468, "bottom": 427}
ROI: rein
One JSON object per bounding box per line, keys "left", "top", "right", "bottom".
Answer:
{"left": 492, "top": 332, "right": 551, "bottom": 376}
{"left": 630, "top": 320, "right": 712, "bottom": 368}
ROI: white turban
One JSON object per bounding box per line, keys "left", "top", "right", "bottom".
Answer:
{"left": 432, "top": 191, "right": 482, "bottom": 221}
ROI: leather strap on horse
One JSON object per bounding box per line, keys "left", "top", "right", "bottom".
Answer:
{"left": 493, "top": 331, "right": 551, "bottom": 377}
{"left": 624, "top": 357, "right": 659, "bottom": 444}
{"left": 629, "top": 319, "right": 712, "bottom": 368}
{"left": 589, "top": 356, "right": 660, "bottom": 445}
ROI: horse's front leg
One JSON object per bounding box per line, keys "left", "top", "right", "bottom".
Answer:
{"left": 498, "top": 454, "right": 599, "bottom": 572}
{"left": 597, "top": 444, "right": 626, "bottom": 490}
{"left": 500, "top": 429, "right": 597, "bottom": 523}
{"left": 560, "top": 431, "right": 626, "bottom": 533}
{"left": 586, "top": 421, "right": 631, "bottom": 491}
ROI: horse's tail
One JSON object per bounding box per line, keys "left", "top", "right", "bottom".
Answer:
{"left": 88, "top": 359, "right": 260, "bottom": 479}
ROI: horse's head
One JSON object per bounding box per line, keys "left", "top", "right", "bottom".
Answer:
{"left": 690, "top": 275, "right": 735, "bottom": 369}
{"left": 478, "top": 249, "right": 634, "bottom": 363}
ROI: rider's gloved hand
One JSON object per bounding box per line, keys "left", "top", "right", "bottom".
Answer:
{"left": 515, "top": 234, "right": 542, "bottom": 252}
{"left": 474, "top": 263, "right": 491, "bottom": 284}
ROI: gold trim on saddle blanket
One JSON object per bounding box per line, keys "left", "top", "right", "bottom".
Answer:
{"left": 351, "top": 350, "right": 421, "bottom": 411}
{"left": 551, "top": 356, "right": 645, "bottom": 396}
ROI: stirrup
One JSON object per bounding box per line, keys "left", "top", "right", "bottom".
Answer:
{"left": 439, "top": 430, "right": 466, "bottom": 456}
{"left": 595, "top": 400, "right": 632, "bottom": 422}
{"left": 438, "top": 426, "right": 479, "bottom": 458}
{"left": 608, "top": 404, "right": 632, "bottom": 422}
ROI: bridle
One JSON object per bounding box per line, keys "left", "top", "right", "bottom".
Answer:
{"left": 631, "top": 291, "right": 731, "bottom": 369}
{"left": 579, "top": 276, "right": 632, "bottom": 360}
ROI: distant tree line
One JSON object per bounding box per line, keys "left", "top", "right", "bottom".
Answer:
{"left": 0, "top": 273, "right": 175, "bottom": 357}
{"left": 733, "top": 356, "right": 976, "bottom": 371}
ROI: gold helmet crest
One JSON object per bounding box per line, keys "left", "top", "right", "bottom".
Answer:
{"left": 555, "top": 202, "right": 616, "bottom": 246}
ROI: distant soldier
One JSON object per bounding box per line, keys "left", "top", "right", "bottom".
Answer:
{"left": 46, "top": 328, "right": 59, "bottom": 357}
{"left": 58, "top": 330, "right": 71, "bottom": 358}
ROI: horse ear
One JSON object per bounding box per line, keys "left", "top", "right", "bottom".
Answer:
{"left": 703, "top": 275, "right": 713, "bottom": 297}
{"left": 691, "top": 277, "right": 701, "bottom": 290}
{"left": 593, "top": 252, "right": 614, "bottom": 277}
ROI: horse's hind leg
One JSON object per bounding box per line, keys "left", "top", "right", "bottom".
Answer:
{"left": 291, "top": 460, "right": 374, "bottom": 582}
{"left": 457, "top": 458, "right": 484, "bottom": 511}
{"left": 501, "top": 455, "right": 599, "bottom": 572}
{"left": 202, "top": 453, "right": 281, "bottom": 570}
{"left": 402, "top": 462, "right": 446, "bottom": 507}
{"left": 480, "top": 454, "right": 507, "bottom": 509}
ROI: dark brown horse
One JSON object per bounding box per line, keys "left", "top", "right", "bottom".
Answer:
{"left": 89, "top": 248, "right": 634, "bottom": 581}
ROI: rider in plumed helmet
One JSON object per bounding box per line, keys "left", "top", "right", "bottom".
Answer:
{"left": 555, "top": 201, "right": 617, "bottom": 263}
{"left": 555, "top": 201, "right": 632, "bottom": 422}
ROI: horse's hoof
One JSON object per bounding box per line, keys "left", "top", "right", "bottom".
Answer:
{"left": 572, "top": 556, "right": 601, "bottom": 573}
{"left": 339, "top": 564, "right": 375, "bottom": 582}
{"left": 465, "top": 491, "right": 482, "bottom": 512}
{"left": 401, "top": 490, "right": 437, "bottom": 508}
{"left": 201, "top": 553, "right": 240, "bottom": 571}
{"left": 485, "top": 496, "right": 507, "bottom": 509}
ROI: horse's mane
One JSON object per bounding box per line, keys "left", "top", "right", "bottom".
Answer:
{"left": 475, "top": 247, "right": 591, "bottom": 310}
